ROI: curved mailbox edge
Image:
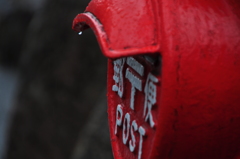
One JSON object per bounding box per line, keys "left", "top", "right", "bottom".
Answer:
{"left": 72, "top": 12, "right": 160, "bottom": 59}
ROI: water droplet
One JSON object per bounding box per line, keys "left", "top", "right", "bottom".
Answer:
{"left": 78, "top": 31, "right": 82, "bottom": 35}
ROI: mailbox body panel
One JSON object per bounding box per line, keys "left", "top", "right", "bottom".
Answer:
{"left": 152, "top": 0, "right": 240, "bottom": 158}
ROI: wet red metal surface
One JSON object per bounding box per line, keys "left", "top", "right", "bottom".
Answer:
{"left": 73, "top": 0, "right": 240, "bottom": 158}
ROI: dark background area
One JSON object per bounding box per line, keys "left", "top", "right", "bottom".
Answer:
{"left": 0, "top": 0, "right": 113, "bottom": 158}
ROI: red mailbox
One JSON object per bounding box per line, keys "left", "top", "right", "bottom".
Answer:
{"left": 73, "top": 0, "right": 240, "bottom": 158}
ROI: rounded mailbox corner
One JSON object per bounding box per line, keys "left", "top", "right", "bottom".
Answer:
{"left": 72, "top": 12, "right": 112, "bottom": 56}
{"left": 72, "top": 7, "right": 160, "bottom": 58}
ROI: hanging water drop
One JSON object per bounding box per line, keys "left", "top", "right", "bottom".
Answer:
{"left": 78, "top": 31, "right": 82, "bottom": 35}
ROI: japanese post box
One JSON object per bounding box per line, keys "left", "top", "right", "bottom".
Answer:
{"left": 72, "top": 0, "right": 240, "bottom": 158}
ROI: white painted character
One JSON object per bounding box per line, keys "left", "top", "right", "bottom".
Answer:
{"left": 143, "top": 73, "right": 158, "bottom": 128}
{"left": 112, "top": 58, "right": 126, "bottom": 98}
{"left": 125, "top": 57, "right": 144, "bottom": 110}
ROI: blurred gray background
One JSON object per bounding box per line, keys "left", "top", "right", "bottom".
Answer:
{"left": 0, "top": 0, "right": 113, "bottom": 158}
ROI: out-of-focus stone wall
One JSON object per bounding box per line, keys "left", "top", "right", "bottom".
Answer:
{"left": 0, "top": 0, "right": 113, "bottom": 159}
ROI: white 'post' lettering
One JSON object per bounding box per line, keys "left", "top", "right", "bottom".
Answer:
{"left": 115, "top": 104, "right": 123, "bottom": 134}
{"left": 122, "top": 113, "right": 130, "bottom": 145}
{"left": 129, "top": 120, "right": 138, "bottom": 152}
{"left": 138, "top": 126, "right": 146, "bottom": 159}
{"left": 113, "top": 57, "right": 158, "bottom": 158}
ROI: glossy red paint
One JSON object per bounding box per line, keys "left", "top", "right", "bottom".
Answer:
{"left": 72, "top": 0, "right": 160, "bottom": 58}
{"left": 72, "top": 0, "right": 240, "bottom": 158}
